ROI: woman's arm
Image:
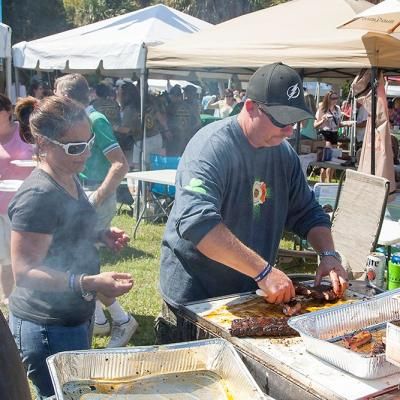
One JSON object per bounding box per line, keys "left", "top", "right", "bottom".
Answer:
{"left": 314, "top": 108, "right": 327, "bottom": 129}
{"left": 11, "top": 230, "right": 133, "bottom": 297}
{"left": 206, "top": 96, "right": 219, "bottom": 109}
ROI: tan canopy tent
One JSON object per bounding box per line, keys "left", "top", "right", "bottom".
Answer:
{"left": 147, "top": 0, "right": 400, "bottom": 79}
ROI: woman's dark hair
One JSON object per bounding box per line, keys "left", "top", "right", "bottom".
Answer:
{"left": 224, "top": 88, "right": 234, "bottom": 98}
{"left": 15, "top": 95, "right": 89, "bottom": 145}
{"left": 95, "top": 82, "right": 112, "bottom": 98}
{"left": 120, "top": 82, "right": 140, "bottom": 109}
{"left": 0, "top": 93, "right": 12, "bottom": 113}
{"left": 28, "top": 81, "right": 43, "bottom": 97}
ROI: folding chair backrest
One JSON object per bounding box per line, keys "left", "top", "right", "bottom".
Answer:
{"left": 331, "top": 169, "right": 390, "bottom": 278}
{"left": 149, "top": 153, "right": 180, "bottom": 197}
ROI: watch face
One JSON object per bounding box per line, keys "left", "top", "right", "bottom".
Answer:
{"left": 82, "top": 292, "right": 94, "bottom": 302}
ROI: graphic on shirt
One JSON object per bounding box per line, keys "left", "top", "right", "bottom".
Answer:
{"left": 185, "top": 178, "right": 207, "bottom": 194}
{"left": 253, "top": 180, "right": 268, "bottom": 206}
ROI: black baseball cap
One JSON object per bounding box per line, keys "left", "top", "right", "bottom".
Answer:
{"left": 247, "top": 62, "right": 314, "bottom": 125}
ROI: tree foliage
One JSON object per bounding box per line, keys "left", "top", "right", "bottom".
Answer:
{"left": 161, "top": 0, "right": 289, "bottom": 24}
{"left": 63, "top": 0, "right": 153, "bottom": 26}
{"left": 4, "top": 0, "right": 69, "bottom": 44}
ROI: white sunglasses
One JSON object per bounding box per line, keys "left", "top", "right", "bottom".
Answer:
{"left": 42, "top": 134, "right": 95, "bottom": 156}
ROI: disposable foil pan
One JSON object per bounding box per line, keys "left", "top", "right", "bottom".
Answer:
{"left": 288, "top": 288, "right": 400, "bottom": 379}
{"left": 386, "top": 321, "right": 400, "bottom": 368}
{"left": 47, "top": 338, "right": 270, "bottom": 399}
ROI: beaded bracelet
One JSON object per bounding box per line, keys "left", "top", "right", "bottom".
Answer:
{"left": 253, "top": 263, "right": 272, "bottom": 282}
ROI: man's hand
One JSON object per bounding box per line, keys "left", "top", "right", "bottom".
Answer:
{"left": 315, "top": 257, "right": 349, "bottom": 298}
{"left": 100, "top": 227, "right": 130, "bottom": 252}
{"left": 257, "top": 267, "right": 295, "bottom": 304}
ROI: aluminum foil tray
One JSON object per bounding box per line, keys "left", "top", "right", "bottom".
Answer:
{"left": 288, "top": 288, "right": 400, "bottom": 379}
{"left": 386, "top": 321, "right": 400, "bottom": 368}
{"left": 47, "top": 338, "right": 269, "bottom": 400}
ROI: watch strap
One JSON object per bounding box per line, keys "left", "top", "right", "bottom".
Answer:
{"left": 319, "top": 250, "right": 342, "bottom": 263}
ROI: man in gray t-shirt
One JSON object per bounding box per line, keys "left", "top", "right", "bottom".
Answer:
{"left": 158, "top": 63, "right": 349, "bottom": 342}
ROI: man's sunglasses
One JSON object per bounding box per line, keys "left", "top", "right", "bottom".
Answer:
{"left": 43, "top": 134, "right": 95, "bottom": 156}
{"left": 255, "top": 102, "right": 289, "bottom": 128}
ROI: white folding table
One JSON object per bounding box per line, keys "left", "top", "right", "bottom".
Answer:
{"left": 125, "top": 169, "right": 177, "bottom": 238}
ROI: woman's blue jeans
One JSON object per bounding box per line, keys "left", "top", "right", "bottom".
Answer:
{"left": 9, "top": 313, "right": 91, "bottom": 399}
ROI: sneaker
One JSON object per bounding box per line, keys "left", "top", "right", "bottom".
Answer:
{"left": 107, "top": 316, "right": 139, "bottom": 348}
{"left": 93, "top": 320, "right": 111, "bottom": 336}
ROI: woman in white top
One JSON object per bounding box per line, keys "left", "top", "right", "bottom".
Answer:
{"left": 314, "top": 91, "right": 342, "bottom": 182}
{"left": 206, "top": 88, "right": 236, "bottom": 119}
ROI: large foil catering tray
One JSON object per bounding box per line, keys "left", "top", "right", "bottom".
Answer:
{"left": 288, "top": 288, "right": 400, "bottom": 379}
{"left": 47, "top": 338, "right": 270, "bottom": 399}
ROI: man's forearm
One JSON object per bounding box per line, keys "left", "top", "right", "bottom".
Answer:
{"left": 96, "top": 161, "right": 128, "bottom": 204}
{"left": 196, "top": 222, "right": 267, "bottom": 278}
{"left": 307, "top": 226, "right": 335, "bottom": 253}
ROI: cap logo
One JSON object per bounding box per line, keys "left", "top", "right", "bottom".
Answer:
{"left": 287, "top": 83, "right": 300, "bottom": 100}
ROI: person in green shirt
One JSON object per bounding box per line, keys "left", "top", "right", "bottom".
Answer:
{"left": 54, "top": 74, "right": 138, "bottom": 349}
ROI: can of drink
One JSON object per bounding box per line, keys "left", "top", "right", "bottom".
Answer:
{"left": 366, "top": 252, "right": 386, "bottom": 289}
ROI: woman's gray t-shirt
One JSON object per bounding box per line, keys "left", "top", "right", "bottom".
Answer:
{"left": 8, "top": 169, "right": 100, "bottom": 326}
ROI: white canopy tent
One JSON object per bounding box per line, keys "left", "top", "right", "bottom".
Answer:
{"left": 12, "top": 4, "right": 212, "bottom": 171}
{"left": 0, "top": 23, "right": 12, "bottom": 99}
{"left": 12, "top": 4, "right": 212, "bottom": 77}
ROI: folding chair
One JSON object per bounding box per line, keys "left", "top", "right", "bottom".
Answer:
{"left": 278, "top": 170, "right": 390, "bottom": 279}
{"left": 116, "top": 180, "right": 134, "bottom": 214}
{"left": 148, "top": 153, "right": 180, "bottom": 221}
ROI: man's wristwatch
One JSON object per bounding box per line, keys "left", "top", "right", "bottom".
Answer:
{"left": 319, "top": 250, "right": 342, "bottom": 263}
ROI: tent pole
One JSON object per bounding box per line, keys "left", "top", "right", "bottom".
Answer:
{"left": 5, "top": 56, "right": 11, "bottom": 100}
{"left": 136, "top": 45, "right": 148, "bottom": 222}
{"left": 295, "top": 70, "right": 305, "bottom": 154}
{"left": 350, "top": 91, "right": 356, "bottom": 159}
{"left": 370, "top": 67, "right": 377, "bottom": 175}
{"left": 14, "top": 67, "right": 20, "bottom": 98}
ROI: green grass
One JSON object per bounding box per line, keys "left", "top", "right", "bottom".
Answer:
{"left": 93, "top": 210, "right": 165, "bottom": 348}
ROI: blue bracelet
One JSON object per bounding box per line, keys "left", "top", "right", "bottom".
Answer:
{"left": 254, "top": 263, "right": 272, "bottom": 282}
{"left": 68, "top": 272, "right": 76, "bottom": 292}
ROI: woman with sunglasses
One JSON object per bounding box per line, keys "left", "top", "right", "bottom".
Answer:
{"left": 8, "top": 96, "right": 133, "bottom": 399}
{"left": 206, "top": 88, "right": 237, "bottom": 119}
{"left": 314, "top": 91, "right": 342, "bottom": 182}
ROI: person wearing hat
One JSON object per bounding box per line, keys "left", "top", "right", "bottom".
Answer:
{"left": 156, "top": 63, "right": 348, "bottom": 343}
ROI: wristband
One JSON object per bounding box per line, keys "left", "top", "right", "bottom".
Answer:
{"left": 78, "top": 273, "right": 95, "bottom": 302}
{"left": 253, "top": 263, "right": 272, "bottom": 282}
{"left": 67, "top": 271, "right": 77, "bottom": 292}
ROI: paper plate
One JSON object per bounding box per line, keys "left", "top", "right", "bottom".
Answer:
{"left": 10, "top": 160, "right": 37, "bottom": 167}
{"left": 0, "top": 180, "right": 23, "bottom": 192}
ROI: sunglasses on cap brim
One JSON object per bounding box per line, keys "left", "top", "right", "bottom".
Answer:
{"left": 255, "top": 102, "right": 289, "bottom": 129}
{"left": 42, "top": 134, "right": 95, "bottom": 156}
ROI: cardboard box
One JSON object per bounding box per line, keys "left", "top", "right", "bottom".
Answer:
{"left": 312, "top": 140, "right": 326, "bottom": 153}
{"left": 300, "top": 139, "right": 313, "bottom": 154}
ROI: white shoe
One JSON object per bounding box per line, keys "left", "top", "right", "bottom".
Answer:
{"left": 107, "top": 316, "right": 138, "bottom": 348}
{"left": 93, "top": 320, "right": 111, "bottom": 336}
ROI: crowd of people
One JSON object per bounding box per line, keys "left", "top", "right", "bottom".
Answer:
{"left": 1, "top": 64, "right": 351, "bottom": 398}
